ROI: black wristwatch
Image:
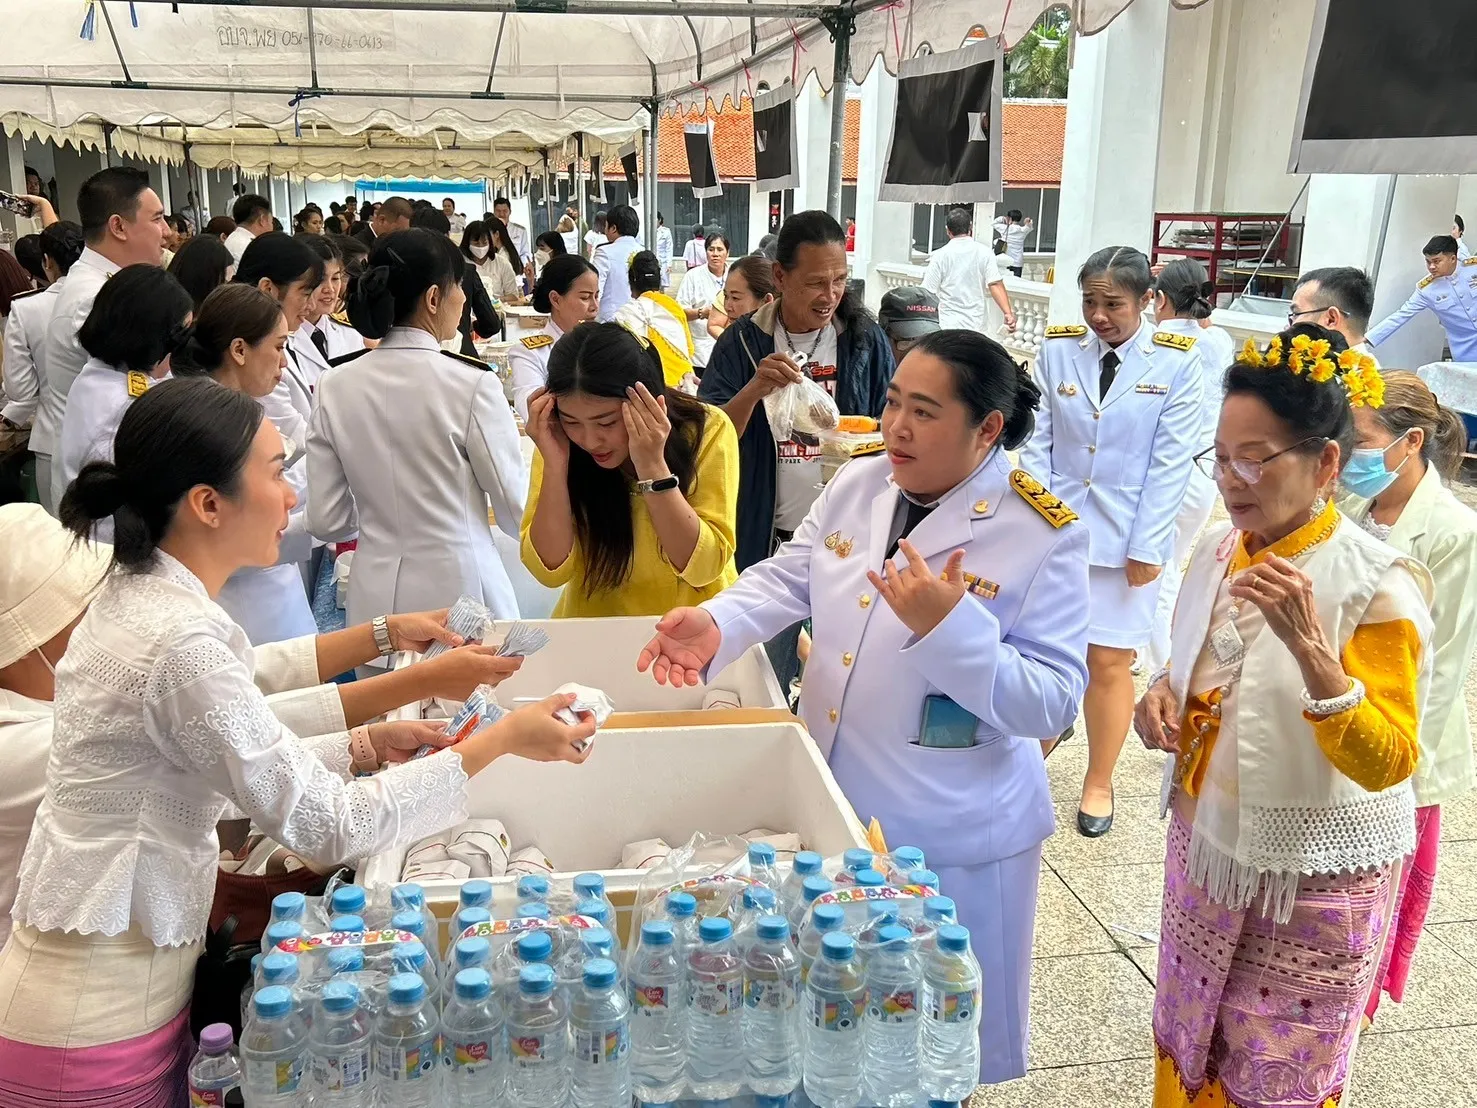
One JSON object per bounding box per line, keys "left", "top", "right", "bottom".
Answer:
{"left": 634, "top": 474, "right": 680, "bottom": 494}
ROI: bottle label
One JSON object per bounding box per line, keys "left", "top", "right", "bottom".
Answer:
{"left": 188, "top": 1088, "right": 228, "bottom": 1108}
{"left": 807, "top": 990, "right": 864, "bottom": 1032}
{"left": 691, "top": 977, "right": 743, "bottom": 1017}
{"left": 311, "top": 1047, "right": 369, "bottom": 1092}
{"left": 924, "top": 983, "right": 980, "bottom": 1024}
{"left": 244, "top": 1056, "right": 305, "bottom": 1096}
{"left": 632, "top": 983, "right": 670, "bottom": 1011}
{"left": 574, "top": 1023, "right": 630, "bottom": 1065}
{"left": 869, "top": 987, "right": 920, "bottom": 1024}
{"left": 510, "top": 1033, "right": 550, "bottom": 1065}
{"left": 745, "top": 977, "right": 798, "bottom": 1012}
{"left": 374, "top": 1038, "right": 441, "bottom": 1082}
{"left": 449, "top": 1036, "right": 495, "bottom": 1071}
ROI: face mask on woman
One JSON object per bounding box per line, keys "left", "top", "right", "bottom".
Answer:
{"left": 470, "top": 243, "right": 490, "bottom": 260}
{"left": 1340, "top": 431, "right": 1412, "bottom": 498}
{"left": 536, "top": 247, "right": 552, "bottom": 266}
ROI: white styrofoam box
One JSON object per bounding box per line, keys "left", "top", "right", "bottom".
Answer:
{"left": 359, "top": 722, "right": 868, "bottom": 925}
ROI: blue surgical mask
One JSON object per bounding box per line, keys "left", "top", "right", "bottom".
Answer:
{"left": 1340, "top": 432, "right": 1411, "bottom": 498}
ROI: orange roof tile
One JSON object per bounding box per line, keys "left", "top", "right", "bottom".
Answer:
{"left": 1001, "top": 99, "right": 1065, "bottom": 186}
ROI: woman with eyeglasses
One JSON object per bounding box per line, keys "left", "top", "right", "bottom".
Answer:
{"left": 1135, "top": 324, "right": 1431, "bottom": 1108}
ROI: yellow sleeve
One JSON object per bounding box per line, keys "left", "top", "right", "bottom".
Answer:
{"left": 518, "top": 446, "right": 581, "bottom": 587}
{"left": 1306, "top": 618, "right": 1422, "bottom": 792}
{"left": 676, "top": 405, "right": 740, "bottom": 588}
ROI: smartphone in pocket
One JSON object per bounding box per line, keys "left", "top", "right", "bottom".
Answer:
{"left": 916, "top": 694, "right": 978, "bottom": 748}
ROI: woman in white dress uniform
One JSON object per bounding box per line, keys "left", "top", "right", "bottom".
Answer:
{"left": 1145, "top": 258, "right": 1236, "bottom": 672}
{"left": 307, "top": 228, "right": 529, "bottom": 630}
{"left": 639, "top": 331, "right": 1090, "bottom": 1087}
{"left": 1017, "top": 246, "right": 1204, "bottom": 837}
{"left": 53, "top": 265, "right": 194, "bottom": 536}
{"left": 507, "top": 254, "right": 599, "bottom": 422}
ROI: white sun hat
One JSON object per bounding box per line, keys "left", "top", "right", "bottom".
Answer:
{"left": 0, "top": 504, "right": 112, "bottom": 669}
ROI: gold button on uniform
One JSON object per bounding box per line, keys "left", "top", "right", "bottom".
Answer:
{"left": 842, "top": 652, "right": 853, "bottom": 667}
{"left": 1093, "top": 411, "right": 1101, "bottom": 420}
{"left": 1088, "top": 445, "right": 1096, "bottom": 453}
{"left": 828, "top": 708, "right": 839, "bottom": 722}
{"left": 972, "top": 499, "right": 989, "bottom": 513}
{"left": 1083, "top": 479, "right": 1092, "bottom": 487}
{"left": 859, "top": 594, "right": 871, "bottom": 609}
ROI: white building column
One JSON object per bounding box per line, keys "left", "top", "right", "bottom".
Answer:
{"left": 793, "top": 74, "right": 833, "bottom": 215}
{"left": 852, "top": 65, "right": 912, "bottom": 311}
{"left": 1303, "top": 174, "right": 1460, "bottom": 368}
{"left": 1049, "top": 0, "right": 1172, "bottom": 322}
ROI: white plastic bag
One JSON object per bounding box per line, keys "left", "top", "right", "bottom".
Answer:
{"left": 762, "top": 373, "right": 840, "bottom": 443}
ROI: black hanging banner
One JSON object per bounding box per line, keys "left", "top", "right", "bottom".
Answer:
{"left": 684, "top": 121, "right": 722, "bottom": 200}
{"left": 1291, "top": 0, "right": 1477, "bottom": 173}
{"left": 566, "top": 161, "right": 576, "bottom": 202}
{"left": 751, "top": 83, "right": 799, "bottom": 193}
{"left": 620, "top": 141, "right": 640, "bottom": 200}
{"left": 880, "top": 40, "right": 1003, "bottom": 204}
{"left": 589, "top": 155, "right": 607, "bottom": 204}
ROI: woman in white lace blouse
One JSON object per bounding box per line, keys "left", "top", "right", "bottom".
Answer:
{"left": 0, "top": 376, "right": 596, "bottom": 1106}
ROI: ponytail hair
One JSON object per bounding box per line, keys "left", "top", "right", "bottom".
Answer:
{"left": 1372, "top": 369, "right": 1469, "bottom": 481}
{"left": 909, "top": 330, "right": 1040, "bottom": 450}
{"left": 171, "top": 284, "right": 286, "bottom": 378}
{"left": 347, "top": 228, "right": 463, "bottom": 339}
{"left": 58, "top": 378, "right": 263, "bottom": 570}
{"left": 1154, "top": 257, "right": 1214, "bottom": 320}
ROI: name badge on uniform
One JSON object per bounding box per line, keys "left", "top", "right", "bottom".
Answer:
{"left": 961, "top": 571, "right": 999, "bottom": 599}
{"left": 1135, "top": 383, "right": 1169, "bottom": 395}
{"left": 1056, "top": 382, "right": 1078, "bottom": 397}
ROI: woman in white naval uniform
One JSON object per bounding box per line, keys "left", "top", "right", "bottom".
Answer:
{"left": 53, "top": 265, "right": 194, "bottom": 538}
{"left": 307, "top": 228, "right": 528, "bottom": 631}
{"left": 507, "top": 254, "right": 599, "bottom": 421}
{"left": 639, "top": 331, "right": 1090, "bottom": 1085}
{"left": 1017, "top": 246, "right": 1204, "bottom": 837}
{"left": 1145, "top": 258, "right": 1235, "bottom": 672}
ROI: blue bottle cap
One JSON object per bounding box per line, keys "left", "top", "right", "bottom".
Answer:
{"left": 843, "top": 848, "right": 874, "bottom": 872}
{"left": 793, "top": 850, "right": 823, "bottom": 875}
{"left": 253, "top": 985, "right": 294, "bottom": 1020}
{"left": 518, "top": 963, "right": 556, "bottom": 996}
{"left": 387, "top": 973, "right": 426, "bottom": 1006}
{"left": 260, "top": 951, "right": 299, "bottom": 985}
{"left": 321, "top": 980, "right": 360, "bottom": 1013}
{"left": 854, "top": 868, "right": 886, "bottom": 888}
{"left": 456, "top": 907, "right": 492, "bottom": 933}
{"left": 264, "top": 921, "right": 303, "bottom": 949}
{"left": 878, "top": 924, "right": 913, "bottom": 948}
{"left": 821, "top": 931, "right": 856, "bottom": 961}
{"left": 250, "top": 953, "right": 262, "bottom": 975}
{"left": 516, "top": 929, "right": 554, "bottom": 963}
{"left": 516, "top": 874, "right": 550, "bottom": 900}
{"left": 454, "top": 968, "right": 493, "bottom": 1001}
{"left": 923, "top": 895, "right": 957, "bottom": 922}
{"left": 459, "top": 879, "right": 493, "bottom": 908}
{"left": 391, "top": 883, "right": 425, "bottom": 911}
{"left": 813, "top": 904, "right": 846, "bottom": 932}
{"left": 698, "top": 916, "right": 732, "bottom": 943}
{"left": 640, "top": 920, "right": 674, "bottom": 946}
{"left": 454, "top": 936, "right": 491, "bottom": 968}
{"left": 936, "top": 923, "right": 970, "bottom": 953}
{"left": 580, "top": 927, "right": 614, "bottom": 958}
{"left": 909, "top": 868, "right": 940, "bottom": 889}
{"left": 270, "top": 891, "right": 306, "bottom": 919}
{"left": 801, "top": 875, "right": 833, "bottom": 903}
{"left": 515, "top": 902, "right": 551, "bottom": 921}
{"left": 573, "top": 872, "right": 604, "bottom": 898}
{"left": 391, "top": 941, "right": 427, "bottom": 970}
{"left": 892, "top": 845, "right": 926, "bottom": 869}
{"left": 329, "top": 914, "right": 365, "bottom": 934}
{"left": 575, "top": 898, "right": 611, "bottom": 926}
{"left": 391, "top": 910, "right": 425, "bottom": 937}
{"left": 743, "top": 885, "right": 777, "bottom": 911}
{"left": 748, "top": 842, "right": 776, "bottom": 865}
{"left": 329, "top": 885, "right": 366, "bottom": 914}
{"left": 326, "top": 947, "right": 364, "bottom": 974}
{"left": 756, "top": 915, "right": 790, "bottom": 942}
{"left": 665, "top": 891, "right": 697, "bottom": 917}
{"left": 582, "top": 957, "right": 619, "bottom": 989}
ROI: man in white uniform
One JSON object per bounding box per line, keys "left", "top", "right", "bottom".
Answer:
{"left": 1290, "top": 267, "right": 1379, "bottom": 362}
{"left": 441, "top": 198, "right": 467, "bottom": 236}
{"left": 1367, "top": 235, "right": 1477, "bottom": 363}
{"left": 991, "top": 209, "right": 1033, "bottom": 277}
{"left": 493, "top": 196, "right": 530, "bottom": 265}
{"left": 655, "top": 212, "right": 674, "bottom": 278}
{"left": 40, "top": 166, "right": 166, "bottom": 512}
{"left": 225, "top": 193, "right": 273, "bottom": 264}
{"left": 922, "top": 207, "right": 1017, "bottom": 333}
{"left": 592, "top": 204, "right": 643, "bottom": 321}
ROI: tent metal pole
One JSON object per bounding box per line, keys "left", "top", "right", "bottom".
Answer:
{"left": 542, "top": 149, "right": 554, "bottom": 232}
{"left": 644, "top": 101, "right": 659, "bottom": 248}
{"left": 574, "top": 133, "right": 586, "bottom": 228}
{"left": 823, "top": 5, "right": 853, "bottom": 220}
{"left": 136, "top": 0, "right": 852, "bottom": 18}
{"left": 98, "top": 1, "right": 135, "bottom": 84}
{"left": 305, "top": 9, "right": 320, "bottom": 88}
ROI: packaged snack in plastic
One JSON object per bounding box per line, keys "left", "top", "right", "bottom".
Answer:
{"left": 762, "top": 373, "right": 840, "bottom": 443}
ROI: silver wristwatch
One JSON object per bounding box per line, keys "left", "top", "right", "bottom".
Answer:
{"left": 634, "top": 474, "right": 680, "bottom": 494}
{"left": 372, "top": 614, "right": 395, "bottom": 656}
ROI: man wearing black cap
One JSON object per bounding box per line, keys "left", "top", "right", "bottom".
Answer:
{"left": 878, "top": 285, "right": 942, "bottom": 365}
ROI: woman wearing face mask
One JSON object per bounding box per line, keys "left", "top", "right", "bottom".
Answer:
{"left": 508, "top": 254, "right": 600, "bottom": 421}
{"left": 461, "top": 219, "right": 524, "bottom": 304}
{"left": 676, "top": 232, "right": 730, "bottom": 367}
{"left": 533, "top": 230, "right": 567, "bottom": 280}
{"left": 1338, "top": 369, "right": 1477, "bottom": 1023}
{"left": 641, "top": 331, "right": 1089, "bottom": 1086}
{"left": 54, "top": 265, "right": 194, "bottom": 530}
{"left": 521, "top": 322, "right": 738, "bottom": 618}
{"left": 707, "top": 253, "right": 776, "bottom": 341}
{"left": 1018, "top": 246, "right": 1205, "bottom": 836}
{"left": 308, "top": 229, "right": 528, "bottom": 637}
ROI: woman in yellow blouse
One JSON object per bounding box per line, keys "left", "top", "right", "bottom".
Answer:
{"left": 520, "top": 321, "right": 739, "bottom": 617}
{"left": 1133, "top": 325, "right": 1432, "bottom": 1108}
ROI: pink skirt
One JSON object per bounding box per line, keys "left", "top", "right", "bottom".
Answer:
{"left": 0, "top": 1005, "right": 191, "bottom": 1108}
{"left": 1366, "top": 803, "right": 1441, "bottom": 1020}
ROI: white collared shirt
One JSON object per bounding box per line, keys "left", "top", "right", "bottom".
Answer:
{"left": 41, "top": 248, "right": 122, "bottom": 462}
{"left": 921, "top": 235, "right": 1004, "bottom": 332}
{"left": 225, "top": 225, "right": 257, "bottom": 265}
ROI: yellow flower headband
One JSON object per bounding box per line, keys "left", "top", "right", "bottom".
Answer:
{"left": 1236, "top": 334, "right": 1385, "bottom": 408}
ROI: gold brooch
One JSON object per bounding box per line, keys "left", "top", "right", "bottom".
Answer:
{"left": 835, "top": 536, "right": 854, "bottom": 558}
{"left": 824, "top": 531, "right": 841, "bottom": 550}
{"left": 1057, "top": 382, "right": 1078, "bottom": 397}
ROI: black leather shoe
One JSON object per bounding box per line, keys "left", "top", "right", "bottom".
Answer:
{"left": 1076, "top": 790, "right": 1114, "bottom": 837}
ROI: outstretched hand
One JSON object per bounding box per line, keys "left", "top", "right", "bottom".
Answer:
{"left": 637, "top": 607, "right": 721, "bottom": 687}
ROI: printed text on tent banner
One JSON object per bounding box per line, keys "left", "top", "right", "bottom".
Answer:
{"left": 684, "top": 121, "right": 723, "bottom": 200}
{"left": 751, "top": 83, "right": 799, "bottom": 193}
{"left": 880, "top": 40, "right": 1003, "bottom": 205}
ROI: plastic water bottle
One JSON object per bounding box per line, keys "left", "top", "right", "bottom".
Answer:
{"left": 189, "top": 1023, "right": 242, "bottom": 1107}
{"left": 495, "top": 929, "right": 554, "bottom": 1003}
{"left": 441, "top": 968, "right": 504, "bottom": 1107}
{"left": 242, "top": 954, "right": 263, "bottom": 1029}
{"left": 262, "top": 921, "right": 305, "bottom": 957}
{"left": 505, "top": 963, "right": 570, "bottom": 1108}
{"left": 862, "top": 925, "right": 923, "bottom": 1107}
{"left": 572, "top": 872, "right": 616, "bottom": 924}
{"left": 735, "top": 884, "right": 780, "bottom": 952}
{"left": 309, "top": 981, "right": 372, "bottom": 1107}
{"left": 861, "top": 901, "right": 903, "bottom": 947}
{"left": 459, "top": 879, "right": 493, "bottom": 910}
{"left": 454, "top": 906, "right": 491, "bottom": 939}
{"left": 515, "top": 902, "right": 550, "bottom": 922}
{"left": 451, "top": 935, "right": 492, "bottom": 975}
{"left": 241, "top": 986, "right": 309, "bottom": 1107}
{"left": 263, "top": 893, "right": 307, "bottom": 950}
{"left": 570, "top": 957, "right": 631, "bottom": 1108}
{"left": 790, "top": 875, "right": 834, "bottom": 937}
{"left": 780, "top": 850, "right": 824, "bottom": 919}
{"left": 326, "top": 947, "right": 365, "bottom": 979}
{"left": 798, "top": 902, "right": 847, "bottom": 984}
{"left": 743, "top": 915, "right": 802, "bottom": 1101}
{"left": 574, "top": 897, "right": 614, "bottom": 930}
{"left": 372, "top": 973, "right": 441, "bottom": 1106}
{"left": 802, "top": 932, "right": 867, "bottom": 1108}
{"left": 559, "top": 926, "right": 618, "bottom": 994}
{"left": 747, "top": 841, "right": 782, "bottom": 892}
{"left": 889, "top": 845, "right": 926, "bottom": 880}
{"left": 627, "top": 921, "right": 686, "bottom": 1105}
{"left": 686, "top": 916, "right": 745, "bottom": 1099}
{"left": 329, "top": 885, "right": 367, "bottom": 919}
{"left": 392, "top": 883, "right": 440, "bottom": 958}
{"left": 663, "top": 891, "right": 700, "bottom": 960}
{"left": 842, "top": 848, "right": 875, "bottom": 877}
{"left": 908, "top": 868, "right": 941, "bottom": 895}
{"left": 516, "top": 874, "right": 550, "bottom": 906}
{"left": 920, "top": 924, "right": 982, "bottom": 1103}
{"left": 391, "top": 941, "right": 441, "bottom": 1004}
{"left": 854, "top": 867, "right": 887, "bottom": 890}
{"left": 391, "top": 910, "right": 433, "bottom": 953}
{"left": 328, "top": 914, "right": 366, "bottom": 935}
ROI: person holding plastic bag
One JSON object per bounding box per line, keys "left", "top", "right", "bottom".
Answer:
{"left": 640, "top": 331, "right": 1089, "bottom": 1085}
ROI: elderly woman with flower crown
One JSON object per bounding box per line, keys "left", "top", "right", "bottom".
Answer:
{"left": 1134, "top": 323, "right": 1433, "bottom": 1108}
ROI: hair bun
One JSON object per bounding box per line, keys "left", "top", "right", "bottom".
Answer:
{"left": 346, "top": 263, "right": 396, "bottom": 339}
{"left": 58, "top": 460, "right": 128, "bottom": 528}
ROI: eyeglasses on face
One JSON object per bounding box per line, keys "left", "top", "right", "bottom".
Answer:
{"left": 1194, "top": 437, "right": 1326, "bottom": 484}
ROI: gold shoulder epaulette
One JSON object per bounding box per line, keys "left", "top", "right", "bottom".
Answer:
{"left": 1153, "top": 331, "right": 1197, "bottom": 351}
{"left": 126, "top": 371, "right": 149, "bottom": 398}
{"left": 1045, "top": 325, "right": 1088, "bottom": 339}
{"left": 1419, "top": 274, "right": 1435, "bottom": 288}
{"left": 1464, "top": 257, "right": 1477, "bottom": 267}
{"left": 442, "top": 349, "right": 492, "bottom": 371}
{"left": 1009, "top": 469, "right": 1077, "bottom": 528}
{"left": 330, "top": 309, "right": 352, "bottom": 327}
{"left": 9, "top": 287, "right": 43, "bottom": 301}
{"left": 851, "top": 441, "right": 887, "bottom": 457}
{"left": 520, "top": 333, "right": 555, "bottom": 350}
